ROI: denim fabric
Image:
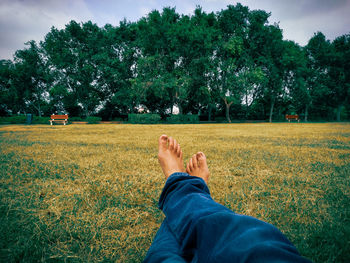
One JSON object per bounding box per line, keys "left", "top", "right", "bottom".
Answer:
{"left": 144, "top": 173, "right": 312, "bottom": 262}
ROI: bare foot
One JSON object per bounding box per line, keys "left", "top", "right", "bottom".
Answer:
{"left": 158, "top": 135, "right": 185, "bottom": 179}
{"left": 186, "top": 152, "right": 210, "bottom": 184}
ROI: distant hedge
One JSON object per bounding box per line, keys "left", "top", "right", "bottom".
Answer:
{"left": 69, "top": 117, "right": 83, "bottom": 122}
{"left": 0, "top": 115, "right": 50, "bottom": 124}
{"left": 86, "top": 116, "right": 102, "bottom": 124}
{"left": 127, "top": 114, "right": 200, "bottom": 124}
{"left": 0, "top": 114, "right": 220, "bottom": 124}
{"left": 166, "top": 114, "right": 199, "bottom": 124}
{"left": 33, "top": 116, "right": 49, "bottom": 124}
{"left": 214, "top": 116, "right": 229, "bottom": 123}
{"left": 128, "top": 114, "right": 161, "bottom": 124}
{"left": 0, "top": 116, "right": 26, "bottom": 124}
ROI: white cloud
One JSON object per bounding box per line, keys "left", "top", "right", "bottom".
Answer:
{"left": 139, "top": 6, "right": 152, "bottom": 17}
{"left": 270, "top": 0, "right": 350, "bottom": 45}
{"left": 0, "top": 0, "right": 94, "bottom": 59}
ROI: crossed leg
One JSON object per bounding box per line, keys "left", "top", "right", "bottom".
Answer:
{"left": 146, "top": 135, "right": 310, "bottom": 263}
{"left": 158, "top": 134, "right": 209, "bottom": 183}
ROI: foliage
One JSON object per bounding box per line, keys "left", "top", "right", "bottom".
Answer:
{"left": 0, "top": 60, "right": 16, "bottom": 116}
{"left": 33, "top": 116, "right": 50, "bottom": 124}
{"left": 85, "top": 116, "right": 102, "bottom": 124}
{"left": 0, "top": 116, "right": 68, "bottom": 124}
{"left": 112, "top": 117, "right": 125, "bottom": 122}
{"left": 69, "top": 116, "right": 84, "bottom": 122}
{"left": 0, "top": 5, "right": 349, "bottom": 121}
{"left": 329, "top": 34, "right": 350, "bottom": 121}
{"left": 166, "top": 114, "right": 199, "bottom": 123}
{"left": 128, "top": 113, "right": 161, "bottom": 124}
{"left": 0, "top": 115, "right": 26, "bottom": 124}
{"left": 214, "top": 116, "right": 229, "bottom": 123}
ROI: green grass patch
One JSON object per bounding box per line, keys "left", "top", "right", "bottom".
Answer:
{"left": 0, "top": 123, "right": 349, "bottom": 262}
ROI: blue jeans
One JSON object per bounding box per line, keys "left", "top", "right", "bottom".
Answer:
{"left": 144, "top": 173, "right": 311, "bottom": 262}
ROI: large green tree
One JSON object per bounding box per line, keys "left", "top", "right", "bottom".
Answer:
{"left": 0, "top": 60, "right": 16, "bottom": 115}
{"left": 133, "top": 8, "right": 180, "bottom": 116}
{"left": 281, "top": 41, "right": 308, "bottom": 120}
{"left": 182, "top": 7, "right": 217, "bottom": 116}
{"left": 208, "top": 4, "right": 249, "bottom": 122}
{"left": 96, "top": 21, "right": 138, "bottom": 118}
{"left": 13, "top": 41, "right": 51, "bottom": 116}
{"left": 43, "top": 21, "right": 103, "bottom": 117}
{"left": 304, "top": 32, "right": 333, "bottom": 120}
{"left": 329, "top": 34, "right": 350, "bottom": 121}
{"left": 257, "top": 24, "right": 285, "bottom": 122}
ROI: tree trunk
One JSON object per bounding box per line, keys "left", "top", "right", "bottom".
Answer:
{"left": 336, "top": 105, "right": 342, "bottom": 121}
{"left": 38, "top": 100, "right": 41, "bottom": 117}
{"left": 32, "top": 100, "right": 41, "bottom": 117}
{"left": 269, "top": 99, "right": 275, "bottom": 123}
{"left": 109, "top": 109, "right": 114, "bottom": 121}
{"left": 278, "top": 107, "right": 281, "bottom": 121}
{"left": 83, "top": 104, "right": 89, "bottom": 117}
{"left": 304, "top": 104, "right": 309, "bottom": 122}
{"left": 208, "top": 104, "right": 212, "bottom": 121}
{"left": 178, "top": 104, "right": 183, "bottom": 115}
{"left": 223, "top": 98, "right": 233, "bottom": 123}
{"left": 261, "top": 105, "right": 265, "bottom": 120}
{"left": 171, "top": 95, "right": 175, "bottom": 115}
{"left": 226, "top": 104, "right": 231, "bottom": 123}
{"left": 245, "top": 88, "right": 249, "bottom": 119}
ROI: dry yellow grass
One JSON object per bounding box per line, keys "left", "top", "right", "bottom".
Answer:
{"left": 0, "top": 123, "right": 349, "bottom": 262}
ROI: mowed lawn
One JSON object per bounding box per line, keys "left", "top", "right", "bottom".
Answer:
{"left": 0, "top": 123, "right": 349, "bottom": 262}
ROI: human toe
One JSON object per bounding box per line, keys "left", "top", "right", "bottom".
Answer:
{"left": 176, "top": 143, "right": 182, "bottom": 157}
{"left": 174, "top": 140, "right": 179, "bottom": 153}
{"left": 186, "top": 162, "right": 191, "bottom": 174}
{"left": 196, "top": 152, "right": 206, "bottom": 166}
{"left": 159, "top": 135, "right": 168, "bottom": 150}
{"left": 192, "top": 154, "right": 198, "bottom": 168}
{"left": 189, "top": 156, "right": 194, "bottom": 171}
{"left": 168, "top": 137, "right": 174, "bottom": 150}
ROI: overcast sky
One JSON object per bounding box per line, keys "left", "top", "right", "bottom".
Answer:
{"left": 1, "top": 0, "right": 349, "bottom": 60}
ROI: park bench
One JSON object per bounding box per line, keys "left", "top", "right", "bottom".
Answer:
{"left": 49, "top": 114, "right": 68, "bottom": 125}
{"left": 285, "top": 114, "right": 299, "bottom": 122}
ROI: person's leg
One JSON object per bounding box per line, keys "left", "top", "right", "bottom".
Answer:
{"left": 145, "top": 135, "right": 311, "bottom": 262}
{"left": 143, "top": 220, "right": 187, "bottom": 263}
{"left": 162, "top": 153, "right": 311, "bottom": 262}
{"left": 144, "top": 135, "right": 187, "bottom": 262}
{"left": 162, "top": 135, "right": 311, "bottom": 262}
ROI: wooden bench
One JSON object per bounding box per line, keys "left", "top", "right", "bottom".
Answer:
{"left": 285, "top": 114, "right": 299, "bottom": 122}
{"left": 50, "top": 115, "right": 68, "bottom": 125}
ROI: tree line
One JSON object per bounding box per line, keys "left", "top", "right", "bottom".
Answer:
{"left": 0, "top": 4, "right": 349, "bottom": 122}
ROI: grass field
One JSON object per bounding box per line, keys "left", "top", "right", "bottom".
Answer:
{"left": 0, "top": 123, "right": 349, "bottom": 262}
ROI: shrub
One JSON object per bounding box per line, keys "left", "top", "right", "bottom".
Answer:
{"left": 0, "top": 115, "right": 26, "bottom": 124}
{"left": 166, "top": 114, "right": 199, "bottom": 124}
{"left": 112, "top": 117, "right": 124, "bottom": 122}
{"left": 86, "top": 116, "right": 102, "bottom": 124}
{"left": 215, "top": 116, "right": 228, "bottom": 123}
{"left": 33, "top": 116, "right": 49, "bottom": 124}
{"left": 128, "top": 114, "right": 161, "bottom": 124}
{"left": 0, "top": 115, "right": 50, "bottom": 124}
{"left": 69, "top": 117, "right": 83, "bottom": 122}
